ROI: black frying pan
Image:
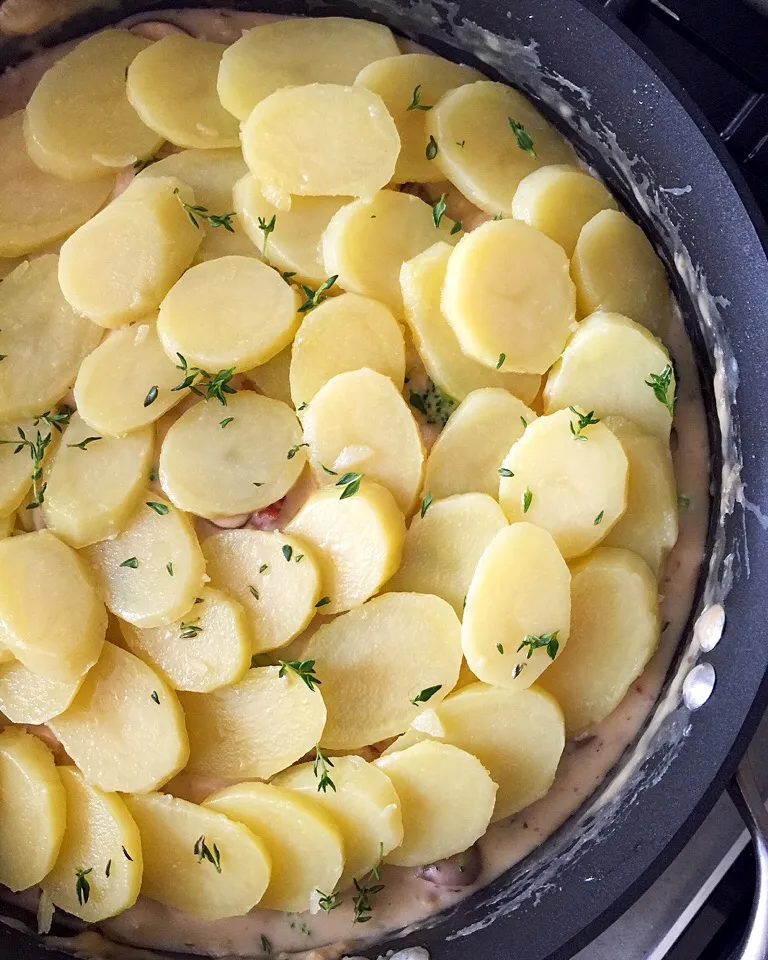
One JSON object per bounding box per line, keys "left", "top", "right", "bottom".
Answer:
{"left": 1, "top": 1, "right": 768, "bottom": 958}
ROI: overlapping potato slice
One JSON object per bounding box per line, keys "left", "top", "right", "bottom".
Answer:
{"left": 241, "top": 84, "right": 399, "bottom": 210}
{"left": 543, "top": 312, "right": 676, "bottom": 442}
{"left": 303, "top": 368, "right": 425, "bottom": 515}
{"left": 0, "top": 514, "right": 13, "bottom": 539}
{"left": 539, "top": 547, "right": 660, "bottom": 736}
{"left": 246, "top": 346, "right": 292, "bottom": 405}
{"left": 58, "top": 176, "right": 202, "bottom": 328}
{"left": 23, "top": 30, "right": 164, "bottom": 181}
{"left": 0, "top": 417, "right": 45, "bottom": 515}
{"left": 42, "top": 767, "right": 143, "bottom": 921}
{"left": 201, "top": 529, "right": 322, "bottom": 654}
{"left": 180, "top": 665, "right": 327, "bottom": 779}
{"left": 0, "top": 256, "right": 103, "bottom": 421}
{"left": 205, "top": 781, "right": 344, "bottom": 911}
{"left": 462, "top": 523, "right": 570, "bottom": 689}
{"left": 442, "top": 218, "right": 575, "bottom": 374}
{"left": 218, "top": 17, "right": 400, "bottom": 120}
{"left": 0, "top": 660, "right": 84, "bottom": 724}
{"left": 0, "top": 728, "right": 65, "bottom": 892}
{"left": 82, "top": 493, "right": 205, "bottom": 628}
{"left": 123, "top": 792, "right": 270, "bottom": 920}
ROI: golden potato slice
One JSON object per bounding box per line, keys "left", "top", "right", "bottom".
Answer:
{"left": 158, "top": 256, "right": 299, "bottom": 373}
{"left": 42, "top": 767, "right": 142, "bottom": 921}
{"left": 127, "top": 36, "right": 239, "bottom": 150}
{"left": 241, "top": 85, "right": 399, "bottom": 210}
{"left": 0, "top": 530, "right": 105, "bottom": 683}
{"left": 0, "top": 728, "right": 65, "bottom": 892}
{"left": 50, "top": 643, "right": 189, "bottom": 793}
{"left": 498, "top": 409, "right": 628, "bottom": 558}
{"left": 285, "top": 481, "right": 405, "bottom": 615}
{"left": 303, "top": 368, "right": 425, "bottom": 515}
{"left": 82, "top": 493, "right": 205, "bottom": 628}
{"left": 218, "top": 17, "right": 400, "bottom": 121}
{"left": 0, "top": 660, "right": 84, "bottom": 724}
{"left": 302, "top": 592, "right": 461, "bottom": 750}
{"left": 0, "top": 112, "right": 113, "bottom": 257}
{"left": 0, "top": 514, "right": 14, "bottom": 539}
{"left": 322, "top": 190, "right": 458, "bottom": 317}
{"left": 375, "top": 741, "right": 496, "bottom": 867}
{"left": 539, "top": 547, "right": 660, "bottom": 736}
{"left": 442, "top": 218, "right": 575, "bottom": 374}
{"left": 58, "top": 176, "right": 202, "bottom": 329}
{"left": 423, "top": 388, "right": 536, "bottom": 500}
{"left": 462, "top": 523, "right": 570, "bottom": 689}
{"left": 274, "top": 754, "right": 403, "bottom": 890}
{"left": 247, "top": 346, "right": 292, "bottom": 405}
{"left": 426, "top": 81, "right": 575, "bottom": 215}
{"left": 24, "top": 30, "right": 163, "bottom": 181}
{"left": 400, "top": 242, "right": 540, "bottom": 404}
{"left": 205, "top": 782, "right": 344, "bottom": 911}
{"left": 571, "top": 209, "right": 671, "bottom": 336}
{"left": 0, "top": 257, "right": 102, "bottom": 421}
{"left": 543, "top": 312, "right": 675, "bottom": 442}
{"left": 290, "top": 293, "right": 405, "bottom": 410}
{"left": 180, "top": 665, "right": 327, "bottom": 779}
{"left": 159, "top": 393, "right": 305, "bottom": 520}
{"left": 124, "top": 791, "right": 270, "bottom": 920}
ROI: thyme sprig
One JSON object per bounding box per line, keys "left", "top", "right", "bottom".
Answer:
{"left": 352, "top": 848, "right": 385, "bottom": 924}
{"left": 508, "top": 118, "right": 536, "bottom": 157}
{"left": 407, "top": 84, "right": 433, "bottom": 111}
{"left": 278, "top": 659, "right": 322, "bottom": 692}
{"left": 257, "top": 214, "right": 276, "bottom": 257}
{"left": 336, "top": 471, "right": 362, "bottom": 499}
{"left": 568, "top": 406, "right": 600, "bottom": 441}
{"left": 174, "top": 188, "right": 235, "bottom": 232}
{"left": 313, "top": 746, "right": 336, "bottom": 793}
{"left": 298, "top": 275, "right": 338, "bottom": 313}
{"left": 517, "top": 630, "right": 560, "bottom": 661}
{"left": 75, "top": 867, "right": 92, "bottom": 906}
{"left": 194, "top": 835, "right": 222, "bottom": 873}
{"left": 172, "top": 354, "right": 237, "bottom": 405}
{"left": 315, "top": 889, "right": 340, "bottom": 913}
{"left": 645, "top": 365, "right": 676, "bottom": 415}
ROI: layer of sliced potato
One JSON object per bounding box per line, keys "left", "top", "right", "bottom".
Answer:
{"left": 23, "top": 30, "right": 164, "bottom": 181}
{"left": 123, "top": 791, "right": 270, "bottom": 920}
{"left": 181, "top": 666, "right": 326, "bottom": 779}
{"left": 543, "top": 311, "right": 675, "bottom": 442}
{"left": 0, "top": 728, "right": 65, "bottom": 892}
{"left": 539, "top": 547, "right": 660, "bottom": 736}
{"left": 42, "top": 766, "right": 143, "bottom": 921}
{"left": 246, "top": 346, "right": 292, "bottom": 406}
{"left": 0, "top": 417, "right": 45, "bottom": 515}
{"left": 442, "top": 218, "right": 575, "bottom": 374}
{"left": 0, "top": 659, "right": 84, "bottom": 724}
{"left": 205, "top": 781, "right": 344, "bottom": 912}
{"left": 462, "top": 523, "right": 570, "bottom": 689}
{"left": 0, "top": 514, "right": 14, "bottom": 539}
{"left": 375, "top": 741, "right": 496, "bottom": 867}
{"left": 303, "top": 368, "right": 425, "bottom": 515}
{"left": 202, "top": 529, "right": 322, "bottom": 654}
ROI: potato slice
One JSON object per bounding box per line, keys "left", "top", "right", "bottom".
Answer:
{"left": 0, "top": 728, "right": 65, "bottom": 892}
{"left": 386, "top": 493, "right": 507, "bottom": 617}
{"left": 426, "top": 81, "right": 575, "bottom": 215}
{"left": 82, "top": 493, "right": 205, "bottom": 628}
{"left": 423, "top": 388, "right": 536, "bottom": 500}
{"left": 400, "top": 242, "right": 540, "bottom": 404}
{"left": 375, "top": 741, "right": 496, "bottom": 867}
{"left": 58, "top": 176, "right": 202, "bottom": 329}
{"left": 0, "top": 530, "right": 105, "bottom": 683}
{"left": 274, "top": 754, "right": 403, "bottom": 890}
{"left": 301, "top": 592, "right": 461, "bottom": 749}
{"left": 41, "top": 767, "right": 142, "bottom": 921}
{"left": 24, "top": 30, "right": 164, "bottom": 181}
{"left": 602, "top": 417, "right": 678, "bottom": 576}
{"left": 571, "top": 209, "right": 671, "bottom": 336}
{"left": 218, "top": 17, "right": 400, "bottom": 121}
{"left": 0, "top": 256, "right": 103, "bottom": 421}
{"left": 303, "top": 368, "right": 425, "bottom": 516}
{"left": 241, "top": 85, "right": 399, "bottom": 210}
{"left": 50, "top": 643, "right": 189, "bottom": 793}
{"left": 159, "top": 393, "right": 305, "bottom": 520}
{"left": 157, "top": 256, "right": 299, "bottom": 373}
{"left": 462, "top": 523, "right": 570, "bottom": 689}
{"left": 0, "top": 660, "right": 83, "bottom": 723}
{"left": 127, "top": 36, "right": 239, "bottom": 150}
{"left": 539, "top": 547, "right": 660, "bottom": 736}
{"left": 246, "top": 347, "right": 292, "bottom": 406}
{"left": 442, "top": 218, "right": 575, "bottom": 374}
{"left": 120, "top": 587, "right": 251, "bottom": 692}
{"left": 123, "top": 791, "right": 270, "bottom": 919}
{"left": 499, "top": 409, "right": 628, "bottom": 558}
{"left": 322, "top": 190, "right": 458, "bottom": 317}
{"left": 180, "top": 665, "right": 327, "bottom": 779}
{"left": 205, "top": 782, "right": 344, "bottom": 911}
{"left": 285, "top": 481, "right": 405, "bottom": 615}
{"left": 290, "top": 293, "right": 405, "bottom": 410}
{"left": 543, "top": 312, "right": 675, "bottom": 442}
{"left": 0, "top": 112, "right": 113, "bottom": 257}
{"left": 0, "top": 514, "right": 14, "bottom": 539}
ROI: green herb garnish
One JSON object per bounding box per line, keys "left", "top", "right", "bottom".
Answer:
{"left": 407, "top": 84, "right": 433, "bottom": 111}
{"left": 645, "top": 365, "right": 676, "bottom": 415}
{"left": 282, "top": 544, "right": 293, "bottom": 562}
{"left": 517, "top": 630, "right": 560, "bottom": 661}
{"left": 287, "top": 442, "right": 309, "bottom": 460}
{"left": 150, "top": 690, "right": 160, "bottom": 704}
{"left": 179, "top": 618, "right": 202, "bottom": 639}
{"left": 426, "top": 135, "right": 438, "bottom": 160}
{"left": 569, "top": 406, "right": 600, "bottom": 440}
{"left": 298, "top": 275, "right": 338, "bottom": 313}
{"left": 220, "top": 417, "right": 234, "bottom": 429}
{"left": 75, "top": 868, "right": 92, "bottom": 906}
{"left": 193, "top": 835, "right": 221, "bottom": 873}
{"left": 172, "top": 354, "right": 237, "bottom": 405}
{"left": 316, "top": 889, "right": 340, "bottom": 912}
{"left": 594, "top": 510, "right": 604, "bottom": 525}
{"left": 166, "top": 561, "right": 174, "bottom": 577}
{"left": 420, "top": 492, "right": 433, "bottom": 518}
{"left": 257, "top": 214, "right": 276, "bottom": 257}
{"left": 119, "top": 557, "right": 139, "bottom": 569}
{"left": 174, "top": 188, "right": 235, "bottom": 232}
{"left": 278, "top": 659, "right": 322, "bottom": 692}
{"left": 146, "top": 501, "right": 169, "bottom": 515}
{"left": 499, "top": 467, "right": 514, "bottom": 478}
{"left": 508, "top": 118, "right": 536, "bottom": 157}
{"left": 143, "top": 385, "right": 159, "bottom": 408}
{"left": 522, "top": 488, "right": 533, "bottom": 513}
{"left": 410, "top": 684, "right": 441, "bottom": 705}
{"left": 315, "top": 596, "right": 331, "bottom": 608}
{"left": 67, "top": 435, "right": 102, "bottom": 451}
{"left": 313, "top": 746, "right": 336, "bottom": 793}
{"left": 432, "top": 194, "right": 447, "bottom": 229}
{"left": 496, "top": 353, "right": 506, "bottom": 369}
{"left": 336, "top": 471, "right": 363, "bottom": 499}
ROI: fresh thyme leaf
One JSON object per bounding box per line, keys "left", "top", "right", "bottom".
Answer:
{"left": 249, "top": 584, "right": 259, "bottom": 600}
{"left": 33, "top": 405, "right": 73, "bottom": 433}
{"left": 432, "top": 193, "right": 447, "bottom": 229}
{"left": 594, "top": 510, "right": 604, "bottom": 525}
{"left": 294, "top": 553, "right": 304, "bottom": 563}
{"left": 143, "top": 385, "right": 159, "bottom": 407}
{"left": 297, "top": 401, "right": 308, "bottom": 411}
{"left": 315, "top": 596, "right": 331, "bottom": 608}
{"left": 67, "top": 436, "right": 102, "bottom": 450}
{"left": 146, "top": 501, "right": 169, "bottom": 515}
{"left": 298, "top": 275, "right": 338, "bottom": 313}
{"left": 426, "top": 135, "right": 438, "bottom": 160}
{"left": 410, "top": 684, "right": 441, "bottom": 705}
{"left": 568, "top": 405, "right": 600, "bottom": 440}
{"left": 193, "top": 835, "right": 222, "bottom": 873}
{"left": 179, "top": 618, "right": 202, "bottom": 639}
{"left": 172, "top": 354, "right": 237, "bottom": 405}
{"left": 499, "top": 467, "right": 514, "bottom": 477}
{"left": 321, "top": 463, "right": 338, "bottom": 475}
{"left": 253, "top": 481, "right": 264, "bottom": 486}
{"left": 508, "top": 118, "right": 537, "bottom": 157}
{"left": 407, "top": 84, "right": 433, "bottom": 111}
{"left": 105, "top": 859, "right": 112, "bottom": 878}
{"left": 316, "top": 889, "right": 340, "bottom": 912}
{"left": 493, "top": 212, "right": 504, "bottom": 220}
{"left": 278, "top": 659, "right": 322, "bottom": 692}
{"left": 517, "top": 630, "right": 560, "bottom": 661}
{"left": 522, "top": 488, "right": 533, "bottom": 513}
{"left": 282, "top": 544, "right": 293, "bottom": 562}
{"left": 678, "top": 493, "right": 691, "bottom": 511}
{"left": 260, "top": 934, "right": 272, "bottom": 953}
{"left": 313, "top": 746, "right": 336, "bottom": 793}
{"left": 220, "top": 417, "right": 234, "bottom": 429}
{"left": 173, "top": 188, "right": 236, "bottom": 232}
{"left": 150, "top": 690, "right": 160, "bottom": 704}
{"left": 456, "top": 139, "right": 465, "bottom": 148}
{"left": 257, "top": 214, "right": 276, "bottom": 257}
{"left": 336, "top": 471, "right": 363, "bottom": 499}
{"left": 420, "top": 492, "right": 433, "bottom": 518}
{"left": 122, "top": 846, "right": 133, "bottom": 861}
{"left": 119, "top": 557, "right": 139, "bottom": 569}
{"left": 166, "top": 561, "right": 174, "bottom": 577}
{"left": 259, "top": 563, "right": 268, "bottom": 573}
{"left": 512, "top": 662, "right": 526, "bottom": 679}
{"left": 287, "top": 442, "right": 309, "bottom": 460}
{"left": 497, "top": 643, "right": 504, "bottom": 654}
{"left": 496, "top": 352, "right": 506, "bottom": 369}
{"left": 351, "top": 854, "right": 385, "bottom": 924}
{"left": 645, "top": 364, "right": 675, "bottom": 415}
{"left": 450, "top": 220, "right": 463, "bottom": 235}
{"left": 75, "top": 868, "right": 92, "bottom": 906}
{"left": 520, "top": 416, "right": 528, "bottom": 429}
